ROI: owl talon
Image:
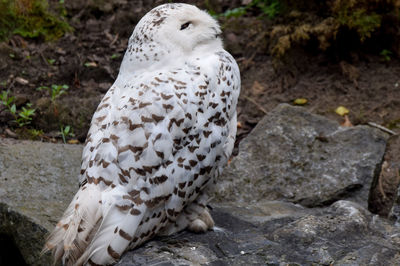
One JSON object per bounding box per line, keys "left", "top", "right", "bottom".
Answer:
{"left": 188, "top": 219, "right": 208, "bottom": 233}
{"left": 188, "top": 209, "right": 214, "bottom": 233}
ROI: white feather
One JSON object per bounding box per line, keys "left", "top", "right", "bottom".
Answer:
{"left": 44, "top": 3, "right": 240, "bottom": 265}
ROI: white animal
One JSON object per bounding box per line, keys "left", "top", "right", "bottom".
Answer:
{"left": 43, "top": 3, "right": 240, "bottom": 265}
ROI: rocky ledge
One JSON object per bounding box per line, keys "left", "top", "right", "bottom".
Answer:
{"left": 0, "top": 104, "right": 399, "bottom": 265}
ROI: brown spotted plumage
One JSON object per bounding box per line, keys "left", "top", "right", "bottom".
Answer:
{"left": 43, "top": 3, "right": 240, "bottom": 265}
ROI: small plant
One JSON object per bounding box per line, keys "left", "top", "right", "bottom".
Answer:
{"left": 0, "top": 90, "right": 14, "bottom": 108}
{"left": 17, "top": 103, "right": 36, "bottom": 126}
{"left": 0, "top": 90, "right": 36, "bottom": 127}
{"left": 380, "top": 49, "right": 392, "bottom": 61}
{"left": 110, "top": 53, "right": 121, "bottom": 60}
{"left": 252, "top": 0, "right": 280, "bottom": 18}
{"left": 37, "top": 84, "right": 68, "bottom": 103}
{"left": 27, "top": 128, "right": 43, "bottom": 138}
{"left": 60, "top": 125, "right": 74, "bottom": 143}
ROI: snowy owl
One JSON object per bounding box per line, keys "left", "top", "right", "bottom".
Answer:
{"left": 43, "top": 3, "right": 240, "bottom": 265}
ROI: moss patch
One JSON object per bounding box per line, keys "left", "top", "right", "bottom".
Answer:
{"left": 0, "top": 0, "right": 72, "bottom": 41}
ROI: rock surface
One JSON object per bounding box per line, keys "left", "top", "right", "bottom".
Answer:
{"left": 369, "top": 135, "right": 400, "bottom": 218}
{"left": 117, "top": 200, "right": 400, "bottom": 265}
{"left": 216, "top": 104, "right": 389, "bottom": 208}
{"left": 0, "top": 104, "right": 399, "bottom": 265}
{"left": 0, "top": 138, "right": 82, "bottom": 265}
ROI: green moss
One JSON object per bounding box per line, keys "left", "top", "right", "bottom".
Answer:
{"left": 386, "top": 118, "right": 400, "bottom": 130}
{"left": 0, "top": 0, "right": 72, "bottom": 41}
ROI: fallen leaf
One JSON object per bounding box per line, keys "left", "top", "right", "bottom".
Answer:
{"left": 84, "top": 62, "right": 97, "bottom": 67}
{"left": 68, "top": 139, "right": 80, "bottom": 144}
{"left": 56, "top": 47, "right": 66, "bottom": 55}
{"left": 5, "top": 128, "right": 17, "bottom": 138}
{"left": 293, "top": 98, "right": 308, "bottom": 105}
{"left": 335, "top": 106, "right": 349, "bottom": 116}
{"left": 15, "top": 77, "right": 29, "bottom": 85}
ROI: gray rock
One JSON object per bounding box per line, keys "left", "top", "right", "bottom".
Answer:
{"left": 374, "top": 135, "right": 400, "bottom": 220}
{"left": 216, "top": 104, "right": 389, "bottom": 208}
{"left": 117, "top": 200, "right": 400, "bottom": 265}
{"left": 0, "top": 104, "right": 396, "bottom": 265}
{"left": 0, "top": 138, "right": 83, "bottom": 265}
{"left": 390, "top": 184, "right": 400, "bottom": 226}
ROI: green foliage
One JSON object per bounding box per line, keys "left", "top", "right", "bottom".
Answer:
{"left": 218, "top": 0, "right": 281, "bottom": 19}
{"left": 37, "top": 84, "right": 69, "bottom": 103}
{"left": 221, "top": 7, "right": 247, "bottom": 19}
{"left": 110, "top": 53, "right": 121, "bottom": 60}
{"left": 268, "top": 0, "right": 400, "bottom": 57}
{"left": 18, "top": 104, "right": 36, "bottom": 125}
{"left": 0, "top": 90, "right": 14, "bottom": 107}
{"left": 0, "top": 90, "right": 36, "bottom": 127}
{"left": 27, "top": 128, "right": 43, "bottom": 138}
{"left": 332, "top": 0, "right": 381, "bottom": 41}
{"left": 380, "top": 49, "right": 392, "bottom": 61}
{"left": 252, "top": 0, "right": 281, "bottom": 18}
{"left": 0, "top": 0, "right": 72, "bottom": 41}
{"left": 60, "top": 125, "right": 74, "bottom": 143}
{"left": 387, "top": 118, "right": 400, "bottom": 129}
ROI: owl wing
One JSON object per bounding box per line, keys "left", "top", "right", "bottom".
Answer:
{"left": 45, "top": 50, "right": 240, "bottom": 265}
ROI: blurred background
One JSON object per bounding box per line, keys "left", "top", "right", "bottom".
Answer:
{"left": 0, "top": 0, "right": 399, "bottom": 144}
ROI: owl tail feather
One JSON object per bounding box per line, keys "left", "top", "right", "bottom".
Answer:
{"left": 75, "top": 187, "right": 146, "bottom": 265}
{"left": 42, "top": 184, "right": 103, "bottom": 266}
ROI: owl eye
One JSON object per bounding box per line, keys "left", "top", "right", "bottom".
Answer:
{"left": 180, "top": 21, "right": 191, "bottom": 30}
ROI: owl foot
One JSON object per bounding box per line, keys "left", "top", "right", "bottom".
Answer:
{"left": 188, "top": 209, "right": 214, "bottom": 233}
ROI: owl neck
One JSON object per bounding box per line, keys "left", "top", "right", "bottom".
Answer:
{"left": 192, "top": 38, "right": 223, "bottom": 55}
{"left": 117, "top": 38, "right": 223, "bottom": 77}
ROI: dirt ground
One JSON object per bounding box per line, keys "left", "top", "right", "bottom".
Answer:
{"left": 0, "top": 1, "right": 399, "bottom": 215}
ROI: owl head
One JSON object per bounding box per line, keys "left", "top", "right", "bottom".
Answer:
{"left": 132, "top": 3, "right": 222, "bottom": 53}
{"left": 118, "top": 4, "right": 223, "bottom": 76}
